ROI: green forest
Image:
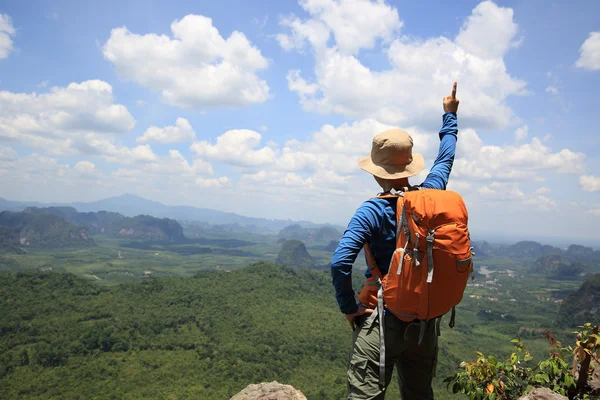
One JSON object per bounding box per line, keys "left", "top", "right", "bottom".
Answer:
{"left": 1, "top": 207, "right": 599, "bottom": 398}
{"left": 1, "top": 260, "right": 598, "bottom": 399}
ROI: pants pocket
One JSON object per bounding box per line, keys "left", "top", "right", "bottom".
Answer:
{"left": 348, "top": 358, "right": 368, "bottom": 385}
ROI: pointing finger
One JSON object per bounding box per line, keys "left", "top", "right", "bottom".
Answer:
{"left": 452, "top": 82, "right": 457, "bottom": 99}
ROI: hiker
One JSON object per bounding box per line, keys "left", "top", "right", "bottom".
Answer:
{"left": 331, "top": 83, "right": 461, "bottom": 399}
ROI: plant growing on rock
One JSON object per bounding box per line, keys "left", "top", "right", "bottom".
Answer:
{"left": 444, "top": 323, "right": 599, "bottom": 399}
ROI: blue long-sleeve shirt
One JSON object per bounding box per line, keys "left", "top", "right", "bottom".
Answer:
{"left": 331, "top": 112, "right": 458, "bottom": 314}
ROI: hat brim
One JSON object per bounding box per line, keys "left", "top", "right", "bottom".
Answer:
{"left": 358, "top": 152, "right": 425, "bottom": 179}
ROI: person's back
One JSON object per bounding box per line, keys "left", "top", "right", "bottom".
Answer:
{"left": 331, "top": 83, "right": 460, "bottom": 399}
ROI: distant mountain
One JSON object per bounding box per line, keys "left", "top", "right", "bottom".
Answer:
{"left": 32, "top": 207, "right": 185, "bottom": 242}
{"left": 0, "top": 195, "right": 341, "bottom": 233}
{"left": 532, "top": 254, "right": 587, "bottom": 278}
{"left": 564, "top": 244, "right": 600, "bottom": 263}
{"left": 278, "top": 224, "right": 342, "bottom": 244}
{"left": 0, "top": 209, "right": 94, "bottom": 250}
{"left": 556, "top": 274, "right": 600, "bottom": 327}
{"left": 276, "top": 240, "right": 314, "bottom": 268}
{"left": 325, "top": 240, "right": 339, "bottom": 252}
{"left": 505, "top": 241, "right": 562, "bottom": 258}
{"left": 471, "top": 240, "right": 495, "bottom": 258}
{"left": 0, "top": 225, "right": 25, "bottom": 253}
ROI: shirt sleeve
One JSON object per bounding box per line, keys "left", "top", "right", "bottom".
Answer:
{"left": 421, "top": 112, "right": 458, "bottom": 190}
{"left": 330, "top": 201, "right": 380, "bottom": 314}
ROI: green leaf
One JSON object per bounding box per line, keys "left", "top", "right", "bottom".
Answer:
{"left": 452, "top": 382, "right": 461, "bottom": 394}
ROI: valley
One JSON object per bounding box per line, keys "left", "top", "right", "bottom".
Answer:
{"left": 0, "top": 199, "right": 599, "bottom": 399}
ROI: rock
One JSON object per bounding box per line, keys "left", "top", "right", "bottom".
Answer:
{"left": 231, "top": 382, "right": 307, "bottom": 400}
{"left": 518, "top": 387, "right": 568, "bottom": 400}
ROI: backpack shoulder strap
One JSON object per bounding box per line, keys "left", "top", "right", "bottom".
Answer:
{"left": 364, "top": 242, "right": 382, "bottom": 279}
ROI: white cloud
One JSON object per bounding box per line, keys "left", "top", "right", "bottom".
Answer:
{"left": 477, "top": 181, "right": 556, "bottom": 211}
{"left": 515, "top": 124, "right": 528, "bottom": 142}
{"left": 453, "top": 131, "right": 586, "bottom": 181}
{"left": 147, "top": 149, "right": 213, "bottom": 176}
{"left": 278, "top": 0, "right": 402, "bottom": 55}
{"left": 103, "top": 14, "right": 269, "bottom": 109}
{"left": 279, "top": 0, "right": 527, "bottom": 130}
{"left": 190, "top": 129, "right": 276, "bottom": 167}
{"left": 534, "top": 186, "right": 551, "bottom": 195}
{"left": 580, "top": 175, "right": 600, "bottom": 192}
{"left": 447, "top": 180, "right": 472, "bottom": 192}
{"left": 0, "top": 80, "right": 135, "bottom": 155}
{"left": 0, "top": 14, "right": 15, "bottom": 60}
{"left": 73, "top": 160, "right": 97, "bottom": 176}
{"left": 576, "top": 32, "right": 600, "bottom": 71}
{"left": 0, "top": 145, "right": 17, "bottom": 162}
{"left": 196, "top": 176, "right": 231, "bottom": 188}
{"left": 1, "top": 153, "right": 107, "bottom": 185}
{"left": 111, "top": 150, "right": 213, "bottom": 184}
{"left": 545, "top": 86, "right": 558, "bottom": 95}
{"left": 455, "top": 0, "right": 521, "bottom": 59}
{"left": 276, "top": 118, "right": 418, "bottom": 174}
{"left": 137, "top": 118, "right": 196, "bottom": 143}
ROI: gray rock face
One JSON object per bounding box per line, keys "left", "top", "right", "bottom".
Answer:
{"left": 518, "top": 387, "right": 568, "bottom": 400}
{"left": 231, "top": 382, "right": 307, "bottom": 400}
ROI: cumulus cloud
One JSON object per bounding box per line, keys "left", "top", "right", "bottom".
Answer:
{"left": 137, "top": 118, "right": 196, "bottom": 143}
{"left": 277, "top": 0, "right": 402, "bottom": 54}
{"left": 0, "top": 14, "right": 15, "bottom": 60}
{"left": 477, "top": 182, "right": 556, "bottom": 211}
{"left": 453, "top": 130, "right": 586, "bottom": 180}
{"left": 545, "top": 86, "right": 559, "bottom": 95}
{"left": 279, "top": 0, "right": 527, "bottom": 130}
{"left": 515, "top": 124, "right": 528, "bottom": 142}
{"left": 1, "top": 153, "right": 108, "bottom": 185}
{"left": 196, "top": 176, "right": 231, "bottom": 188}
{"left": 73, "top": 161, "right": 98, "bottom": 176}
{"left": 580, "top": 175, "right": 600, "bottom": 192}
{"left": 103, "top": 14, "right": 269, "bottom": 109}
{"left": 0, "top": 80, "right": 135, "bottom": 155}
{"left": 81, "top": 134, "right": 157, "bottom": 164}
{"left": 576, "top": 32, "right": 600, "bottom": 71}
{"left": 190, "top": 129, "right": 276, "bottom": 167}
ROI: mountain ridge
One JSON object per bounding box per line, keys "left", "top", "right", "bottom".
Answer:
{"left": 0, "top": 194, "right": 343, "bottom": 233}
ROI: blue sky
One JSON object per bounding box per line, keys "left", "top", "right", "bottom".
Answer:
{"left": 0, "top": 0, "right": 599, "bottom": 244}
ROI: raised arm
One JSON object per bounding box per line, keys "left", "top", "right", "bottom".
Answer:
{"left": 421, "top": 82, "right": 460, "bottom": 190}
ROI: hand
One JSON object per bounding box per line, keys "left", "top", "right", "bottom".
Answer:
{"left": 345, "top": 306, "right": 374, "bottom": 331}
{"left": 443, "top": 82, "right": 460, "bottom": 114}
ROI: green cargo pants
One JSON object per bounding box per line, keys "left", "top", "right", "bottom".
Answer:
{"left": 347, "top": 313, "right": 439, "bottom": 400}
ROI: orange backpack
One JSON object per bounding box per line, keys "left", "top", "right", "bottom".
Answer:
{"left": 358, "top": 188, "right": 473, "bottom": 328}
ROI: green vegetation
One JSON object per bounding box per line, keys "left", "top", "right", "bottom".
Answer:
{"left": 533, "top": 255, "right": 587, "bottom": 279}
{"left": 1, "top": 210, "right": 599, "bottom": 399}
{"left": 278, "top": 224, "right": 341, "bottom": 244}
{"left": 0, "top": 209, "right": 94, "bottom": 250}
{"left": 36, "top": 207, "right": 185, "bottom": 241}
{"left": 276, "top": 240, "right": 314, "bottom": 268}
{"left": 556, "top": 274, "right": 600, "bottom": 328}
{"left": 444, "top": 324, "right": 600, "bottom": 399}
{"left": 0, "top": 264, "right": 350, "bottom": 399}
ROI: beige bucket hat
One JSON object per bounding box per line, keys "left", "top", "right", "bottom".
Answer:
{"left": 358, "top": 129, "right": 425, "bottom": 179}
